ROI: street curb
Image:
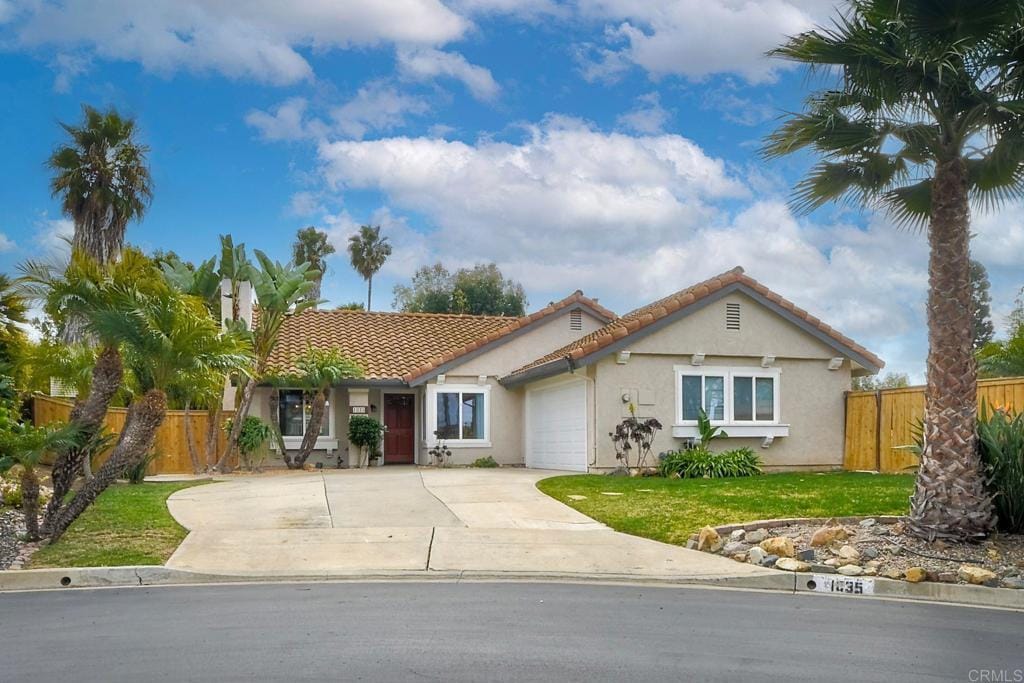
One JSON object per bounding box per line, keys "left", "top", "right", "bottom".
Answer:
{"left": 2, "top": 565, "right": 1020, "bottom": 609}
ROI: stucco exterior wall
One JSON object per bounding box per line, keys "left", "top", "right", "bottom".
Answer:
{"left": 249, "top": 386, "right": 355, "bottom": 468}
{"left": 420, "top": 375, "right": 524, "bottom": 466}
{"left": 448, "top": 308, "right": 606, "bottom": 379}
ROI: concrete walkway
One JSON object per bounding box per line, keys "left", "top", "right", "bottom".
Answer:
{"left": 166, "top": 467, "right": 771, "bottom": 580}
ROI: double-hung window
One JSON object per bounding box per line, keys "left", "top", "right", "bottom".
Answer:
{"left": 674, "top": 366, "right": 785, "bottom": 438}
{"left": 427, "top": 384, "right": 490, "bottom": 446}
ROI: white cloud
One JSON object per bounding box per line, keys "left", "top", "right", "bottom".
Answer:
{"left": 50, "top": 52, "right": 91, "bottom": 92}
{"left": 0, "top": 232, "right": 14, "bottom": 252}
{"left": 286, "top": 191, "right": 323, "bottom": 217}
{"left": 9, "top": 0, "right": 469, "bottom": 85}
{"left": 331, "top": 82, "right": 430, "bottom": 139}
{"left": 702, "top": 80, "right": 775, "bottom": 126}
{"left": 450, "top": 0, "right": 566, "bottom": 19}
{"left": 397, "top": 48, "right": 500, "bottom": 101}
{"left": 245, "top": 97, "right": 326, "bottom": 142}
{"left": 971, "top": 203, "right": 1024, "bottom": 267}
{"left": 34, "top": 217, "right": 74, "bottom": 257}
{"left": 577, "top": 0, "right": 822, "bottom": 84}
{"left": 616, "top": 92, "right": 670, "bottom": 134}
{"left": 0, "top": 0, "right": 14, "bottom": 23}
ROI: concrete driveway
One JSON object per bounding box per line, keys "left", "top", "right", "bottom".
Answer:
{"left": 167, "top": 467, "right": 771, "bottom": 580}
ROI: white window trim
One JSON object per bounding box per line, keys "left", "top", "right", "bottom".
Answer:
{"left": 425, "top": 383, "right": 491, "bottom": 448}
{"left": 672, "top": 365, "right": 789, "bottom": 438}
{"left": 277, "top": 388, "right": 338, "bottom": 452}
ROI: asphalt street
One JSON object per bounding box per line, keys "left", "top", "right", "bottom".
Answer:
{"left": 0, "top": 582, "right": 1020, "bottom": 682}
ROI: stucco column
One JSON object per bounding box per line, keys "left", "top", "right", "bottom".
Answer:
{"left": 348, "top": 388, "right": 370, "bottom": 468}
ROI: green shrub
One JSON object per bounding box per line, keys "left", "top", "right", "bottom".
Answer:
{"left": 471, "top": 456, "right": 499, "bottom": 468}
{"left": 348, "top": 416, "right": 384, "bottom": 467}
{"left": 977, "top": 404, "right": 1024, "bottom": 533}
{"left": 658, "top": 446, "right": 762, "bottom": 479}
{"left": 124, "top": 451, "right": 160, "bottom": 484}
{"left": 225, "top": 416, "right": 272, "bottom": 471}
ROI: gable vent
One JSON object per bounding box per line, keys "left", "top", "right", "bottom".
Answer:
{"left": 569, "top": 309, "right": 583, "bottom": 331}
{"left": 725, "top": 302, "right": 741, "bottom": 331}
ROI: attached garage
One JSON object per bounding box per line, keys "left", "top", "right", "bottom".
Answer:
{"left": 525, "top": 379, "right": 588, "bottom": 472}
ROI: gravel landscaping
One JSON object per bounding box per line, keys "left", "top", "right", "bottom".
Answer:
{"left": 0, "top": 507, "right": 27, "bottom": 570}
{"left": 692, "top": 517, "right": 1024, "bottom": 590}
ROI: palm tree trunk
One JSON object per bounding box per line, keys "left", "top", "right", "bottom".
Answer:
{"left": 183, "top": 401, "right": 202, "bottom": 474}
{"left": 292, "top": 388, "right": 327, "bottom": 469}
{"left": 204, "top": 404, "right": 221, "bottom": 470}
{"left": 367, "top": 276, "right": 373, "bottom": 312}
{"left": 48, "top": 389, "right": 167, "bottom": 543}
{"left": 907, "top": 157, "right": 994, "bottom": 542}
{"left": 20, "top": 467, "right": 41, "bottom": 542}
{"left": 216, "top": 378, "right": 255, "bottom": 472}
{"left": 42, "top": 345, "right": 123, "bottom": 536}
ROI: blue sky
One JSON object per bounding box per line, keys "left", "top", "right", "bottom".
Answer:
{"left": 1, "top": 0, "right": 1022, "bottom": 381}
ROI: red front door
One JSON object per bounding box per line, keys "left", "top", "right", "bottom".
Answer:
{"left": 383, "top": 394, "right": 416, "bottom": 464}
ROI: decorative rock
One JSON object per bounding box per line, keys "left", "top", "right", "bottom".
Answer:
{"left": 745, "top": 529, "right": 768, "bottom": 544}
{"left": 567, "top": 495, "right": 588, "bottom": 501}
{"left": 685, "top": 539, "right": 698, "bottom": 550}
{"left": 796, "top": 548, "right": 816, "bottom": 562}
{"left": 837, "top": 564, "right": 864, "bottom": 576}
{"left": 811, "top": 564, "right": 836, "bottom": 574}
{"left": 865, "top": 560, "right": 881, "bottom": 570}
{"left": 760, "top": 554, "right": 779, "bottom": 568}
{"left": 863, "top": 567, "right": 878, "bottom": 576}
{"left": 937, "top": 572, "right": 957, "bottom": 583}
{"left": 862, "top": 547, "right": 879, "bottom": 559}
{"left": 904, "top": 567, "right": 927, "bottom": 583}
{"left": 958, "top": 565, "right": 998, "bottom": 586}
{"left": 859, "top": 518, "right": 877, "bottom": 528}
{"left": 747, "top": 546, "right": 767, "bottom": 565}
{"left": 729, "top": 529, "right": 746, "bottom": 542}
{"left": 775, "top": 558, "right": 811, "bottom": 572}
{"left": 926, "top": 570, "right": 940, "bottom": 583}
{"left": 1000, "top": 577, "right": 1024, "bottom": 590}
{"left": 823, "top": 558, "right": 841, "bottom": 567}
{"left": 723, "top": 541, "right": 751, "bottom": 556}
{"left": 809, "top": 525, "right": 848, "bottom": 547}
{"left": 731, "top": 552, "right": 748, "bottom": 563}
{"left": 882, "top": 567, "right": 903, "bottom": 580}
{"left": 873, "top": 526, "right": 890, "bottom": 536}
{"left": 759, "top": 536, "right": 795, "bottom": 558}
{"left": 697, "top": 526, "right": 722, "bottom": 553}
{"left": 837, "top": 545, "right": 861, "bottom": 561}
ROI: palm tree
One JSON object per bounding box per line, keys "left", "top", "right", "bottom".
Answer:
{"left": 292, "top": 226, "right": 336, "bottom": 306}
{"left": 271, "top": 347, "right": 362, "bottom": 469}
{"left": 19, "top": 248, "right": 160, "bottom": 534}
{"left": 48, "top": 105, "right": 152, "bottom": 265}
{"left": 347, "top": 225, "right": 392, "bottom": 311}
{"left": 763, "top": 0, "right": 1024, "bottom": 541}
{"left": 215, "top": 251, "right": 320, "bottom": 471}
{"left": 47, "top": 289, "right": 251, "bottom": 541}
{"left": 218, "top": 234, "right": 251, "bottom": 324}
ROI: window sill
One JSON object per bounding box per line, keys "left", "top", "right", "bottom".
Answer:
{"left": 275, "top": 437, "right": 339, "bottom": 451}
{"left": 427, "top": 441, "right": 491, "bottom": 449}
{"left": 671, "top": 424, "right": 790, "bottom": 439}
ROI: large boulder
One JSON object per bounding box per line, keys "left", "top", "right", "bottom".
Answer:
{"left": 747, "top": 546, "right": 768, "bottom": 566}
{"left": 745, "top": 529, "right": 768, "bottom": 544}
{"left": 904, "top": 567, "right": 927, "bottom": 583}
{"left": 957, "top": 565, "right": 998, "bottom": 586}
{"left": 837, "top": 564, "right": 864, "bottom": 576}
{"left": 697, "top": 526, "right": 723, "bottom": 552}
{"left": 775, "top": 558, "right": 811, "bottom": 572}
{"left": 809, "top": 525, "right": 848, "bottom": 547}
{"left": 759, "top": 536, "right": 796, "bottom": 558}
{"left": 722, "top": 541, "right": 751, "bottom": 556}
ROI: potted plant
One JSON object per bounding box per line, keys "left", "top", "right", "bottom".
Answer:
{"left": 348, "top": 415, "right": 384, "bottom": 468}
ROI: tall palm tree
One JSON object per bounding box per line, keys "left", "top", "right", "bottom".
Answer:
{"left": 271, "top": 347, "right": 362, "bottom": 469}
{"left": 47, "top": 289, "right": 251, "bottom": 541}
{"left": 48, "top": 105, "right": 152, "bottom": 265}
{"left": 292, "top": 226, "right": 336, "bottom": 306}
{"left": 763, "top": 0, "right": 1024, "bottom": 541}
{"left": 347, "top": 225, "right": 392, "bottom": 311}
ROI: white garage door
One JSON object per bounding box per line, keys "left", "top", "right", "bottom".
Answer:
{"left": 526, "top": 380, "right": 588, "bottom": 472}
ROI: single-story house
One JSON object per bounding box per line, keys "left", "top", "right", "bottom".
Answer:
{"left": 241, "top": 266, "right": 883, "bottom": 471}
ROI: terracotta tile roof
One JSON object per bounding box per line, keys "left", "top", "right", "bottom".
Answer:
{"left": 401, "top": 290, "right": 616, "bottom": 383}
{"left": 503, "top": 266, "right": 884, "bottom": 381}
{"left": 263, "top": 290, "right": 615, "bottom": 382}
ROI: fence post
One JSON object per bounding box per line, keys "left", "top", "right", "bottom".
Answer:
{"left": 874, "top": 389, "right": 882, "bottom": 472}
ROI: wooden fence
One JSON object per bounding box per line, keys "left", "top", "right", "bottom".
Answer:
{"left": 33, "top": 394, "right": 237, "bottom": 475}
{"left": 844, "top": 377, "right": 1024, "bottom": 473}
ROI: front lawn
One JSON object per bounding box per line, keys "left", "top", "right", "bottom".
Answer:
{"left": 537, "top": 472, "right": 914, "bottom": 546}
{"left": 29, "top": 481, "right": 208, "bottom": 568}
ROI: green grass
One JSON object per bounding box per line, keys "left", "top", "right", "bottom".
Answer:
{"left": 29, "top": 481, "right": 208, "bottom": 568}
{"left": 537, "top": 472, "right": 915, "bottom": 546}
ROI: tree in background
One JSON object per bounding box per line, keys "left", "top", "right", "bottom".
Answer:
{"left": 270, "top": 347, "right": 362, "bottom": 469}
{"left": 763, "top": 1, "right": 1024, "bottom": 541}
{"left": 48, "top": 105, "right": 152, "bottom": 265}
{"left": 0, "top": 275, "right": 29, "bottom": 380}
{"left": 1008, "top": 286, "right": 1024, "bottom": 334}
{"left": 970, "top": 260, "right": 995, "bottom": 350}
{"left": 852, "top": 372, "right": 911, "bottom": 392}
{"left": 347, "top": 225, "right": 391, "bottom": 311}
{"left": 393, "top": 263, "right": 528, "bottom": 316}
{"left": 292, "top": 226, "right": 335, "bottom": 306}
{"left": 335, "top": 302, "right": 365, "bottom": 311}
